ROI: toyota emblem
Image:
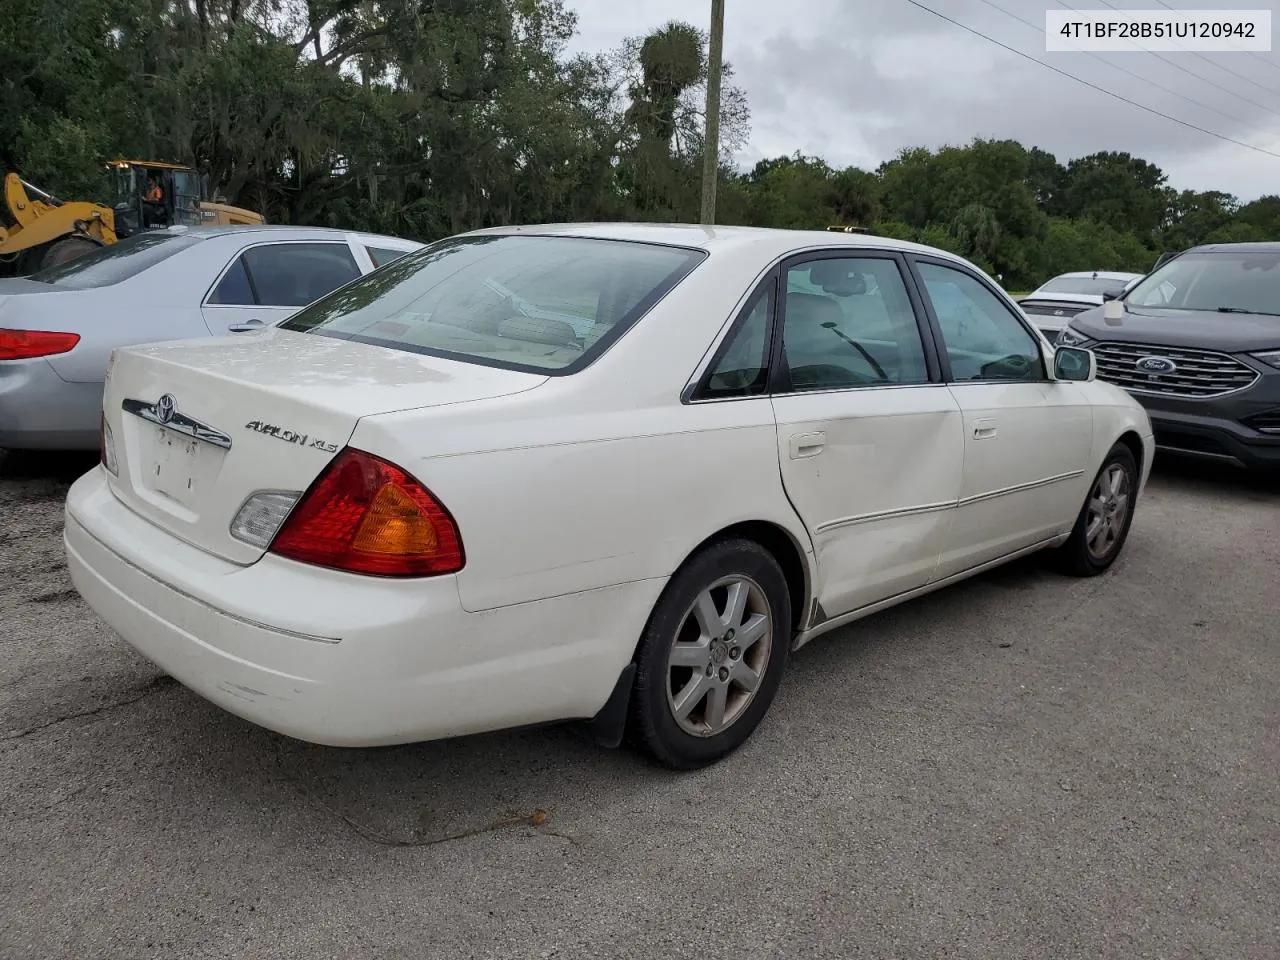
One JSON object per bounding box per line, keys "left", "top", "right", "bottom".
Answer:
{"left": 155, "top": 393, "right": 177, "bottom": 424}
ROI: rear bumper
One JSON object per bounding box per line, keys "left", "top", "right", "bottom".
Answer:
{"left": 64, "top": 466, "right": 664, "bottom": 747}
{"left": 0, "top": 358, "right": 101, "bottom": 450}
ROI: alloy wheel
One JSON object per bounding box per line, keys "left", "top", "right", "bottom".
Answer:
{"left": 665, "top": 574, "right": 773, "bottom": 738}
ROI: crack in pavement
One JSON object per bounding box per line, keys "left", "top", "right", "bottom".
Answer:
{"left": 0, "top": 674, "right": 176, "bottom": 743}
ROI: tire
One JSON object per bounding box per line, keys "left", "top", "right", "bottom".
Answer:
{"left": 1051, "top": 442, "right": 1140, "bottom": 577}
{"left": 629, "top": 537, "right": 792, "bottom": 769}
{"left": 40, "top": 236, "right": 100, "bottom": 270}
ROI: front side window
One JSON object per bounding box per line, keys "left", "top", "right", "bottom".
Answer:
{"left": 28, "top": 232, "right": 203, "bottom": 289}
{"left": 916, "top": 261, "right": 1044, "bottom": 382}
{"left": 778, "top": 256, "right": 929, "bottom": 391}
{"left": 1126, "top": 251, "right": 1280, "bottom": 316}
{"left": 281, "top": 235, "right": 706, "bottom": 374}
{"left": 241, "top": 243, "right": 362, "bottom": 307}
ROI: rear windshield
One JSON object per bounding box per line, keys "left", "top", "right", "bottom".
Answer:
{"left": 1126, "top": 250, "right": 1280, "bottom": 316}
{"left": 29, "top": 231, "right": 203, "bottom": 289}
{"left": 279, "top": 234, "right": 706, "bottom": 374}
{"left": 1037, "top": 276, "right": 1129, "bottom": 296}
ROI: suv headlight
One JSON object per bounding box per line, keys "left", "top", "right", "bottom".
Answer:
{"left": 1250, "top": 349, "right": 1280, "bottom": 369}
{"left": 1055, "top": 326, "right": 1091, "bottom": 347}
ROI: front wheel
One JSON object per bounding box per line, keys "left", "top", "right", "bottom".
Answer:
{"left": 629, "top": 538, "right": 792, "bottom": 770}
{"left": 1052, "top": 442, "right": 1140, "bottom": 577}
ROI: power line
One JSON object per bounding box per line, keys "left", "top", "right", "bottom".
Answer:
{"left": 899, "top": 0, "right": 1280, "bottom": 160}
{"left": 975, "top": 0, "right": 1262, "bottom": 133}
{"left": 1150, "top": 0, "right": 1280, "bottom": 82}
{"left": 1092, "top": 0, "right": 1280, "bottom": 116}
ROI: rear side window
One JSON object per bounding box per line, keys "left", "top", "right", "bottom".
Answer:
{"left": 779, "top": 256, "right": 929, "bottom": 390}
{"left": 281, "top": 235, "right": 706, "bottom": 374}
{"left": 241, "top": 243, "right": 361, "bottom": 307}
{"left": 29, "top": 232, "right": 203, "bottom": 289}
{"left": 702, "top": 283, "right": 774, "bottom": 399}
{"left": 207, "top": 258, "right": 254, "bottom": 305}
{"left": 365, "top": 246, "right": 412, "bottom": 267}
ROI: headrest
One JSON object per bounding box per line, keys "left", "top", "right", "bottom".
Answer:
{"left": 808, "top": 260, "right": 868, "bottom": 296}
{"left": 498, "top": 316, "right": 579, "bottom": 347}
{"left": 786, "top": 291, "right": 844, "bottom": 328}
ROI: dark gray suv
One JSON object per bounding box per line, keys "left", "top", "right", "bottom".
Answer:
{"left": 1055, "top": 242, "right": 1280, "bottom": 470}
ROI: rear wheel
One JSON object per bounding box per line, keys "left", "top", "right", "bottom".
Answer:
{"left": 629, "top": 538, "right": 791, "bottom": 769}
{"left": 40, "top": 236, "right": 100, "bottom": 270}
{"left": 1051, "top": 443, "right": 1139, "bottom": 576}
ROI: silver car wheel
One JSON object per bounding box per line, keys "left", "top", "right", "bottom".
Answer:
{"left": 1085, "top": 462, "right": 1131, "bottom": 561}
{"left": 665, "top": 574, "right": 773, "bottom": 738}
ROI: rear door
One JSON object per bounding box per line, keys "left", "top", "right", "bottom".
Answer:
{"left": 769, "top": 250, "right": 964, "bottom": 618}
{"left": 908, "top": 256, "right": 1094, "bottom": 578}
{"left": 200, "top": 240, "right": 363, "bottom": 334}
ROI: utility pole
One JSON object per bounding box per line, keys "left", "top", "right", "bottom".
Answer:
{"left": 700, "top": 0, "right": 725, "bottom": 225}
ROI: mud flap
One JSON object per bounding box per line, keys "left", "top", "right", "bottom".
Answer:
{"left": 585, "top": 663, "right": 636, "bottom": 748}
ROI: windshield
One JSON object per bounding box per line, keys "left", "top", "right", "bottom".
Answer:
{"left": 1126, "top": 250, "right": 1280, "bottom": 316}
{"left": 1036, "top": 276, "right": 1130, "bottom": 297}
{"left": 29, "top": 232, "right": 202, "bottom": 289}
{"left": 280, "top": 235, "right": 706, "bottom": 374}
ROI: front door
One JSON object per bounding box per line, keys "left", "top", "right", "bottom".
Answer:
{"left": 909, "top": 257, "right": 1095, "bottom": 579}
{"left": 770, "top": 252, "right": 964, "bottom": 619}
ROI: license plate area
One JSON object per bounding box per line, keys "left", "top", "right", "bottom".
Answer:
{"left": 144, "top": 426, "right": 223, "bottom": 510}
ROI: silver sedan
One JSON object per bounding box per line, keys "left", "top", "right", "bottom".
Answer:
{"left": 0, "top": 225, "right": 422, "bottom": 450}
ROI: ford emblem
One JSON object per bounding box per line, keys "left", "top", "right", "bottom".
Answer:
{"left": 1135, "top": 356, "right": 1177, "bottom": 375}
{"left": 155, "top": 393, "right": 177, "bottom": 424}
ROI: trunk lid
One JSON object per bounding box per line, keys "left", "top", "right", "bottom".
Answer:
{"left": 102, "top": 328, "right": 547, "bottom": 564}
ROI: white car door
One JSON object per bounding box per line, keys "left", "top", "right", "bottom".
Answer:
{"left": 909, "top": 257, "right": 1094, "bottom": 579}
{"left": 200, "top": 239, "right": 364, "bottom": 334}
{"left": 769, "top": 252, "right": 965, "bottom": 619}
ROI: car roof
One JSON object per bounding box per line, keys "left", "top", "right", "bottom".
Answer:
{"left": 1046, "top": 270, "right": 1142, "bottom": 280}
{"left": 151, "top": 225, "right": 422, "bottom": 246}
{"left": 460, "top": 222, "right": 969, "bottom": 262}
{"left": 1186, "top": 241, "right": 1280, "bottom": 254}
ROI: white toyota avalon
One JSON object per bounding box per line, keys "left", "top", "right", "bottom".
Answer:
{"left": 64, "top": 223, "right": 1154, "bottom": 769}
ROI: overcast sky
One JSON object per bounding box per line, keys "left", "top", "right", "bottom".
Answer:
{"left": 564, "top": 0, "right": 1280, "bottom": 202}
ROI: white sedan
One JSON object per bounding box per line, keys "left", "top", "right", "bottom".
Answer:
{"left": 64, "top": 224, "right": 1154, "bottom": 769}
{"left": 1017, "top": 270, "right": 1144, "bottom": 338}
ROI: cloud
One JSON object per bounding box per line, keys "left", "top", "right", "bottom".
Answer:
{"left": 564, "top": 0, "right": 1280, "bottom": 200}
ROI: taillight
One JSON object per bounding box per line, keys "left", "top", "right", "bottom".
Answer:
{"left": 0, "top": 329, "right": 81, "bottom": 360}
{"left": 268, "top": 448, "right": 464, "bottom": 577}
{"left": 100, "top": 413, "right": 118, "bottom": 475}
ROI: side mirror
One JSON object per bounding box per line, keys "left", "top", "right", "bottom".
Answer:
{"left": 1104, "top": 299, "right": 1125, "bottom": 323}
{"left": 1101, "top": 289, "right": 1124, "bottom": 302}
{"left": 1053, "top": 346, "right": 1096, "bottom": 382}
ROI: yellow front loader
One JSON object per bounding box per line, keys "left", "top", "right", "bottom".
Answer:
{"left": 0, "top": 173, "right": 118, "bottom": 272}
{"left": 0, "top": 160, "right": 266, "bottom": 274}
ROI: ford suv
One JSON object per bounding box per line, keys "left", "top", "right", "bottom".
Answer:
{"left": 1056, "top": 242, "right": 1280, "bottom": 470}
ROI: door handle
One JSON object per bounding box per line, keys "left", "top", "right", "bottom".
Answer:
{"left": 789, "top": 432, "right": 826, "bottom": 459}
{"left": 973, "top": 418, "right": 997, "bottom": 440}
{"left": 228, "top": 319, "right": 264, "bottom": 333}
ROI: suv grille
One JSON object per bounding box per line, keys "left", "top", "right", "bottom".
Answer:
{"left": 1091, "top": 342, "right": 1260, "bottom": 399}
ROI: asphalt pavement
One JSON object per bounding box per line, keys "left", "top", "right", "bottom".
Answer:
{"left": 1, "top": 450, "right": 1276, "bottom": 960}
